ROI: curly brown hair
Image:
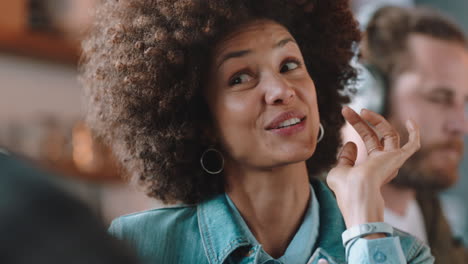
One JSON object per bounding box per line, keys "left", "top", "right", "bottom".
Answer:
{"left": 80, "top": 0, "right": 360, "bottom": 204}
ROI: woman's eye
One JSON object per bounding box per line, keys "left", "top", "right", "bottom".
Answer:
{"left": 280, "top": 61, "right": 300, "bottom": 73}
{"left": 229, "top": 73, "right": 252, "bottom": 86}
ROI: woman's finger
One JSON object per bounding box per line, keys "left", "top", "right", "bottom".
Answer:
{"left": 342, "top": 106, "right": 382, "bottom": 154}
{"left": 361, "top": 109, "right": 400, "bottom": 151}
{"left": 336, "top": 141, "right": 357, "bottom": 167}
{"left": 400, "top": 119, "right": 421, "bottom": 159}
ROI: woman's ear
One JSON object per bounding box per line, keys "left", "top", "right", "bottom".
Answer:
{"left": 197, "top": 113, "right": 219, "bottom": 147}
{"left": 201, "top": 124, "right": 219, "bottom": 147}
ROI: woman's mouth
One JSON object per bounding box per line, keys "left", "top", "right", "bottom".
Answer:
{"left": 266, "top": 116, "right": 307, "bottom": 136}
{"left": 275, "top": 117, "right": 302, "bottom": 129}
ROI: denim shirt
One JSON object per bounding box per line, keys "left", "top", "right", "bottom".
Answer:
{"left": 223, "top": 185, "right": 320, "bottom": 264}
{"left": 109, "top": 180, "right": 434, "bottom": 264}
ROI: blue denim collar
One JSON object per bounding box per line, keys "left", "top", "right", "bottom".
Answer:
{"left": 312, "top": 180, "right": 347, "bottom": 263}
{"left": 197, "top": 193, "right": 251, "bottom": 264}
{"left": 197, "top": 180, "right": 346, "bottom": 264}
{"left": 224, "top": 185, "right": 319, "bottom": 264}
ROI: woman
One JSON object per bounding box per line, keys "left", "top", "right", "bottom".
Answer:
{"left": 80, "top": 0, "right": 433, "bottom": 263}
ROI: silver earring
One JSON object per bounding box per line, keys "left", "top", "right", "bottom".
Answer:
{"left": 200, "top": 148, "right": 224, "bottom": 175}
{"left": 318, "top": 123, "right": 324, "bottom": 143}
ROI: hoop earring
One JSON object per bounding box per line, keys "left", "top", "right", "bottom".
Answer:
{"left": 318, "top": 123, "right": 324, "bottom": 143}
{"left": 200, "top": 148, "right": 224, "bottom": 175}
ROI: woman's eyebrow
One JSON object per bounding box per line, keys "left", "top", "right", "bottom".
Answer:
{"left": 217, "top": 50, "right": 251, "bottom": 69}
{"left": 274, "top": 37, "right": 296, "bottom": 48}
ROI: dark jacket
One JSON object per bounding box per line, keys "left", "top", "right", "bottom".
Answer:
{"left": 417, "top": 190, "right": 468, "bottom": 263}
{"left": 0, "top": 153, "right": 139, "bottom": 264}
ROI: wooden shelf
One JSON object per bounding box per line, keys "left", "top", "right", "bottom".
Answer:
{"left": 0, "top": 30, "right": 80, "bottom": 65}
{"left": 0, "top": 1, "right": 80, "bottom": 64}
{"left": 41, "top": 159, "right": 124, "bottom": 183}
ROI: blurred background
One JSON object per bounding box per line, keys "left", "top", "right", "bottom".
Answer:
{"left": 353, "top": 0, "right": 468, "bottom": 247}
{"left": 0, "top": 0, "right": 161, "bottom": 224}
{"left": 0, "top": 0, "right": 466, "bottom": 239}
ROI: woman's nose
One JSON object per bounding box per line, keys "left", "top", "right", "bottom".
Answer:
{"left": 263, "top": 73, "right": 296, "bottom": 105}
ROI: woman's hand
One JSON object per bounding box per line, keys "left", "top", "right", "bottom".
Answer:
{"left": 327, "top": 106, "right": 420, "bottom": 229}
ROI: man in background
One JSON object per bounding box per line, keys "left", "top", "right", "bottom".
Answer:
{"left": 344, "top": 5, "right": 468, "bottom": 263}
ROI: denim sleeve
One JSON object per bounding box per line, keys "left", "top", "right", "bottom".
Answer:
{"left": 346, "top": 237, "right": 434, "bottom": 263}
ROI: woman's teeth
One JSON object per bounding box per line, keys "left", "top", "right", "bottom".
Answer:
{"left": 277, "top": 118, "right": 301, "bottom": 129}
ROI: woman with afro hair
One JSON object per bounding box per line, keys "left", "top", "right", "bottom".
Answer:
{"left": 80, "top": 0, "right": 433, "bottom": 263}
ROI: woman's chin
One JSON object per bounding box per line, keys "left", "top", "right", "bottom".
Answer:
{"left": 269, "top": 148, "right": 315, "bottom": 167}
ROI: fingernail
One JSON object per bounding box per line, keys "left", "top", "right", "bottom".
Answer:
{"left": 341, "top": 106, "right": 349, "bottom": 115}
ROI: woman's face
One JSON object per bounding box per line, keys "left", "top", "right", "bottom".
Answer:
{"left": 205, "top": 20, "right": 320, "bottom": 170}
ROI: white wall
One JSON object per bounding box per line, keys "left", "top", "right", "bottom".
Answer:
{"left": 0, "top": 54, "right": 83, "bottom": 122}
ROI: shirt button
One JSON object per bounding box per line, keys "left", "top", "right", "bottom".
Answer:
{"left": 318, "top": 258, "right": 329, "bottom": 264}
{"left": 246, "top": 249, "right": 254, "bottom": 257}
{"left": 373, "top": 251, "right": 387, "bottom": 263}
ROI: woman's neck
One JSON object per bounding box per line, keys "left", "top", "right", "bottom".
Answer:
{"left": 225, "top": 161, "right": 311, "bottom": 258}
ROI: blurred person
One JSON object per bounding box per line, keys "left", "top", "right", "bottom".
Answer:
{"left": 0, "top": 150, "right": 139, "bottom": 264}
{"left": 343, "top": 5, "right": 468, "bottom": 263}
{"left": 80, "top": 0, "right": 432, "bottom": 263}
{"left": 352, "top": 0, "right": 414, "bottom": 30}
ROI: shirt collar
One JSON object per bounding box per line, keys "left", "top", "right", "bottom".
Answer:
{"left": 197, "top": 180, "right": 346, "bottom": 264}
{"left": 197, "top": 194, "right": 251, "bottom": 264}
{"left": 312, "top": 180, "right": 347, "bottom": 264}
{"left": 278, "top": 184, "right": 320, "bottom": 264}
{"left": 223, "top": 185, "right": 320, "bottom": 264}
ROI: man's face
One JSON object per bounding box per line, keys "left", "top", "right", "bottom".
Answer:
{"left": 389, "top": 34, "right": 468, "bottom": 190}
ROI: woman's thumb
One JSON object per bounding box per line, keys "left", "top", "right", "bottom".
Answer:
{"left": 337, "top": 141, "right": 357, "bottom": 167}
